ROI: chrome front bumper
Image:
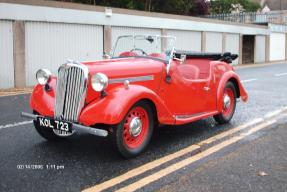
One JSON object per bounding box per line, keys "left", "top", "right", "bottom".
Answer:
{"left": 21, "top": 112, "right": 108, "bottom": 137}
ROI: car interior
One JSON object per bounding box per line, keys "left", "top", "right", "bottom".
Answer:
{"left": 118, "top": 50, "right": 237, "bottom": 81}
{"left": 174, "top": 51, "right": 237, "bottom": 80}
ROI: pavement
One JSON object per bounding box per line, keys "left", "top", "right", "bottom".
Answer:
{"left": 0, "top": 63, "right": 287, "bottom": 192}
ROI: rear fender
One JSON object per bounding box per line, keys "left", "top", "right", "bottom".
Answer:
{"left": 79, "top": 85, "right": 175, "bottom": 126}
{"left": 217, "top": 71, "right": 248, "bottom": 112}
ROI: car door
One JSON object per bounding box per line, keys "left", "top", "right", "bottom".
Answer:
{"left": 159, "top": 60, "right": 213, "bottom": 116}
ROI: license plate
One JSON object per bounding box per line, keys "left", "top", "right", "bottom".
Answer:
{"left": 36, "top": 117, "right": 73, "bottom": 133}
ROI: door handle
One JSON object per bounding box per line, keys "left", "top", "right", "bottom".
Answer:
{"left": 203, "top": 86, "right": 210, "bottom": 91}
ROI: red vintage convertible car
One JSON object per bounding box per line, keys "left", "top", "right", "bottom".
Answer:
{"left": 22, "top": 35, "right": 248, "bottom": 158}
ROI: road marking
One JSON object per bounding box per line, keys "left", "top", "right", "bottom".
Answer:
{"left": 0, "top": 120, "right": 33, "bottom": 130}
{"left": 240, "top": 78, "right": 258, "bottom": 83}
{"left": 274, "top": 73, "right": 287, "bottom": 77}
{"left": 264, "top": 107, "right": 287, "bottom": 119}
{"left": 115, "top": 119, "right": 276, "bottom": 192}
{"left": 197, "top": 118, "right": 263, "bottom": 145}
{"left": 265, "top": 109, "right": 282, "bottom": 119}
{"left": 82, "top": 118, "right": 263, "bottom": 192}
{"left": 83, "top": 108, "right": 287, "bottom": 192}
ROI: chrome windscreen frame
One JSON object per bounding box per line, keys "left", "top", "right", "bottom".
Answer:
{"left": 111, "top": 35, "right": 176, "bottom": 77}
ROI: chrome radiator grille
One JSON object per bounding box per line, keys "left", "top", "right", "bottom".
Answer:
{"left": 55, "top": 63, "right": 88, "bottom": 122}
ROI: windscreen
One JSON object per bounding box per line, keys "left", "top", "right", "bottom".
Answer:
{"left": 112, "top": 35, "right": 176, "bottom": 61}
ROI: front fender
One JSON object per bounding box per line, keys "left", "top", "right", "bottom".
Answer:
{"left": 30, "top": 78, "right": 56, "bottom": 117}
{"left": 217, "top": 71, "right": 248, "bottom": 112}
{"left": 79, "top": 85, "right": 175, "bottom": 126}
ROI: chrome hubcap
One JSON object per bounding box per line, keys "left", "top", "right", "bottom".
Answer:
{"left": 129, "top": 117, "right": 142, "bottom": 137}
{"left": 224, "top": 94, "right": 231, "bottom": 109}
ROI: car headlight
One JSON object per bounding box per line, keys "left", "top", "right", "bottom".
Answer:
{"left": 91, "top": 73, "right": 109, "bottom": 92}
{"left": 36, "top": 69, "right": 51, "bottom": 85}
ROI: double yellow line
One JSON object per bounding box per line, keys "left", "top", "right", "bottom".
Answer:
{"left": 83, "top": 108, "right": 287, "bottom": 192}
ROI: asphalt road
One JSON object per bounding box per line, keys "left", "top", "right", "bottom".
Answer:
{"left": 0, "top": 63, "right": 287, "bottom": 192}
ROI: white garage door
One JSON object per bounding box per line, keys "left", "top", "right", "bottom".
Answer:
{"left": 0, "top": 20, "right": 14, "bottom": 89}
{"left": 270, "top": 33, "right": 285, "bottom": 61}
{"left": 111, "top": 27, "right": 161, "bottom": 56}
{"left": 205, "top": 32, "right": 223, "bottom": 53}
{"left": 167, "top": 30, "right": 201, "bottom": 52}
{"left": 255, "top": 35, "right": 266, "bottom": 63}
{"left": 225, "top": 33, "right": 240, "bottom": 65}
{"left": 25, "top": 22, "right": 103, "bottom": 86}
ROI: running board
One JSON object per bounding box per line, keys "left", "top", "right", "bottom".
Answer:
{"left": 175, "top": 111, "right": 218, "bottom": 125}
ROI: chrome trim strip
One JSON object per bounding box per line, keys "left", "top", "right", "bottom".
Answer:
{"left": 20, "top": 112, "right": 108, "bottom": 137}
{"left": 109, "top": 75, "right": 154, "bottom": 84}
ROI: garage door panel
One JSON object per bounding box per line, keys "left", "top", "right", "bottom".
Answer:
{"left": 167, "top": 30, "right": 201, "bottom": 52}
{"left": 25, "top": 22, "right": 103, "bottom": 86}
{"left": 206, "top": 32, "right": 223, "bottom": 53}
{"left": 255, "top": 35, "right": 266, "bottom": 63}
{"left": 0, "top": 20, "right": 14, "bottom": 89}
{"left": 270, "top": 33, "right": 285, "bottom": 61}
{"left": 225, "top": 33, "right": 240, "bottom": 65}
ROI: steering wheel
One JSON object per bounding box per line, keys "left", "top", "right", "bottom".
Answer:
{"left": 130, "top": 48, "right": 147, "bottom": 56}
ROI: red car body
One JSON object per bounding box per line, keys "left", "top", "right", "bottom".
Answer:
{"left": 30, "top": 56, "right": 247, "bottom": 126}
{"left": 23, "top": 35, "right": 248, "bottom": 158}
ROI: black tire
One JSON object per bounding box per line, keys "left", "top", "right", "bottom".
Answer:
{"left": 33, "top": 111, "right": 63, "bottom": 141}
{"left": 111, "top": 101, "right": 155, "bottom": 158}
{"left": 214, "top": 82, "right": 237, "bottom": 124}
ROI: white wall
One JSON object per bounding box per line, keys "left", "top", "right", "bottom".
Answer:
{"left": 0, "top": 20, "right": 14, "bottom": 89}
{"left": 111, "top": 27, "right": 161, "bottom": 55}
{"left": 0, "top": 3, "right": 269, "bottom": 35}
{"left": 255, "top": 35, "right": 266, "bottom": 63}
{"left": 0, "top": 3, "right": 284, "bottom": 89}
{"left": 167, "top": 30, "right": 201, "bottom": 52}
{"left": 270, "top": 33, "right": 286, "bottom": 61}
{"left": 25, "top": 22, "right": 103, "bottom": 86}
{"left": 225, "top": 33, "right": 240, "bottom": 65}
{"left": 205, "top": 32, "right": 223, "bottom": 53}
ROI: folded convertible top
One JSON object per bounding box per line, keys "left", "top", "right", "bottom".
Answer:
{"left": 174, "top": 50, "right": 238, "bottom": 63}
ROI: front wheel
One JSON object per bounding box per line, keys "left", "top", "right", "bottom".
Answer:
{"left": 214, "top": 82, "right": 237, "bottom": 124}
{"left": 111, "top": 101, "right": 154, "bottom": 158}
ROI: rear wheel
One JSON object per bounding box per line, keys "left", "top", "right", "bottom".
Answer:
{"left": 111, "top": 101, "right": 154, "bottom": 158}
{"left": 214, "top": 82, "right": 237, "bottom": 124}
